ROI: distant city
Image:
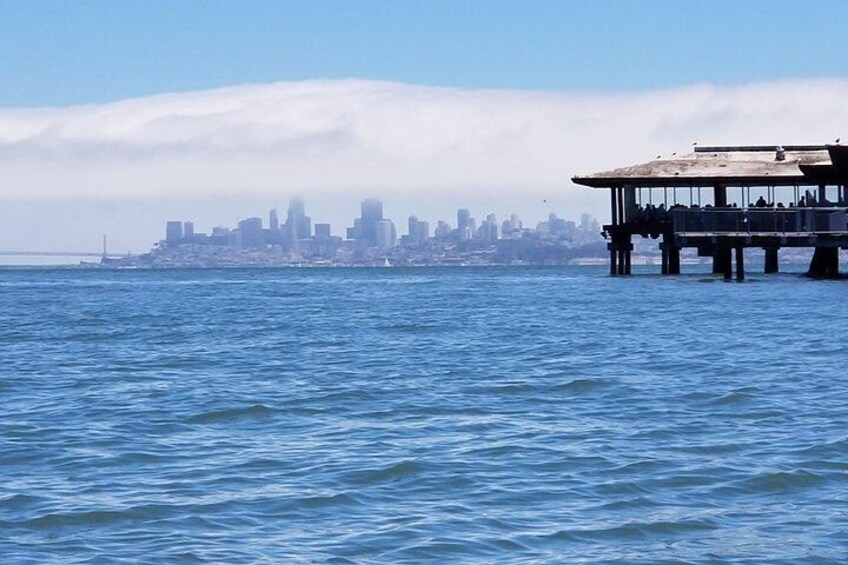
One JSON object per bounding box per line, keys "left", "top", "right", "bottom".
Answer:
{"left": 103, "top": 198, "right": 607, "bottom": 267}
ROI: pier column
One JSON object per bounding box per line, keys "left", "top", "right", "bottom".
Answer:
{"left": 668, "top": 245, "right": 681, "bottom": 275}
{"left": 807, "top": 247, "right": 839, "bottom": 278}
{"left": 609, "top": 245, "right": 617, "bottom": 275}
{"left": 720, "top": 245, "right": 732, "bottom": 280}
{"left": 712, "top": 247, "right": 731, "bottom": 274}
{"left": 764, "top": 247, "right": 779, "bottom": 274}
{"left": 661, "top": 247, "right": 669, "bottom": 275}
{"left": 735, "top": 246, "right": 745, "bottom": 281}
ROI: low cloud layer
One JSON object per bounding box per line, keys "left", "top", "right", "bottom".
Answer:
{"left": 1, "top": 78, "right": 847, "bottom": 256}
{"left": 2, "top": 78, "right": 847, "bottom": 202}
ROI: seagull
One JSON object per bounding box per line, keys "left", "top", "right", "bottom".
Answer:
{"left": 836, "top": 138, "right": 841, "bottom": 144}
{"left": 693, "top": 142, "right": 698, "bottom": 146}
{"left": 656, "top": 154, "right": 662, "bottom": 159}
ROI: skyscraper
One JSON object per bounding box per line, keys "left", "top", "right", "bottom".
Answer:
{"left": 165, "top": 221, "right": 183, "bottom": 246}
{"left": 238, "top": 217, "right": 264, "bottom": 248}
{"left": 286, "top": 197, "right": 312, "bottom": 240}
{"left": 457, "top": 208, "right": 471, "bottom": 241}
{"left": 375, "top": 219, "right": 396, "bottom": 250}
{"left": 360, "top": 198, "right": 384, "bottom": 246}
{"left": 183, "top": 221, "right": 195, "bottom": 241}
{"left": 269, "top": 209, "right": 279, "bottom": 231}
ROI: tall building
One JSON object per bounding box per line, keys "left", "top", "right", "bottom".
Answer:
{"left": 238, "top": 217, "right": 264, "bottom": 248}
{"left": 286, "top": 197, "right": 312, "bottom": 240}
{"left": 183, "top": 221, "right": 195, "bottom": 241}
{"left": 269, "top": 209, "right": 279, "bottom": 231}
{"left": 457, "top": 208, "right": 471, "bottom": 241}
{"left": 375, "top": 219, "right": 396, "bottom": 250}
{"left": 165, "top": 221, "right": 183, "bottom": 246}
{"left": 480, "top": 213, "right": 498, "bottom": 242}
{"left": 434, "top": 220, "right": 451, "bottom": 240}
{"left": 407, "top": 216, "right": 431, "bottom": 245}
{"left": 360, "top": 198, "right": 384, "bottom": 246}
{"left": 314, "top": 223, "right": 331, "bottom": 238}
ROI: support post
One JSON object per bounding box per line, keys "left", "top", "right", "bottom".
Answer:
{"left": 764, "top": 247, "right": 779, "bottom": 274}
{"left": 661, "top": 247, "right": 669, "bottom": 275}
{"left": 807, "top": 247, "right": 839, "bottom": 278}
{"left": 712, "top": 246, "right": 732, "bottom": 274}
{"left": 668, "top": 246, "right": 681, "bottom": 275}
{"left": 609, "top": 245, "right": 617, "bottom": 276}
{"left": 735, "top": 246, "right": 745, "bottom": 281}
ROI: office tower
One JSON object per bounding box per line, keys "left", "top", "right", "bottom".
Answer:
{"left": 166, "top": 221, "right": 183, "bottom": 246}
{"left": 286, "top": 197, "right": 312, "bottom": 240}
{"left": 238, "top": 217, "right": 264, "bottom": 248}
{"left": 361, "top": 198, "right": 384, "bottom": 246}
{"left": 408, "top": 216, "right": 419, "bottom": 243}
{"left": 183, "top": 221, "right": 194, "bottom": 241}
{"left": 347, "top": 218, "right": 362, "bottom": 241}
{"left": 416, "top": 220, "right": 430, "bottom": 242}
{"left": 480, "top": 213, "right": 498, "bottom": 242}
{"left": 314, "top": 223, "right": 331, "bottom": 238}
{"left": 434, "top": 220, "right": 451, "bottom": 240}
{"left": 375, "top": 219, "right": 396, "bottom": 250}
{"left": 457, "top": 208, "right": 471, "bottom": 241}
{"left": 270, "top": 209, "right": 279, "bottom": 231}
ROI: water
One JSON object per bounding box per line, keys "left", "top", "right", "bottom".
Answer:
{"left": 1, "top": 266, "right": 847, "bottom": 563}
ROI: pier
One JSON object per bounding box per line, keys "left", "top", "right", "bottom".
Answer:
{"left": 572, "top": 144, "right": 848, "bottom": 279}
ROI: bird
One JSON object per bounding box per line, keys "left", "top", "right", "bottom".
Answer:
{"left": 656, "top": 154, "right": 662, "bottom": 159}
{"left": 693, "top": 141, "right": 698, "bottom": 146}
{"left": 836, "top": 138, "right": 841, "bottom": 144}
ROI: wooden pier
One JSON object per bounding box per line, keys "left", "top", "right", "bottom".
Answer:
{"left": 572, "top": 144, "right": 848, "bottom": 279}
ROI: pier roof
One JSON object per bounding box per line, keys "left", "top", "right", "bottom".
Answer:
{"left": 572, "top": 145, "right": 847, "bottom": 188}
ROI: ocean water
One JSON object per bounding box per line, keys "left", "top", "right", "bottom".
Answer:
{"left": 1, "top": 266, "right": 847, "bottom": 563}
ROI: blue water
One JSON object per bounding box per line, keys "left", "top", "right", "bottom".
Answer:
{"left": 1, "top": 266, "right": 847, "bottom": 563}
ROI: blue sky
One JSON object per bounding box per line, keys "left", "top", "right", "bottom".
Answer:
{"left": 1, "top": 0, "right": 847, "bottom": 106}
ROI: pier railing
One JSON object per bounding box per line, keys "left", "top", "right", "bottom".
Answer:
{"left": 670, "top": 207, "right": 848, "bottom": 236}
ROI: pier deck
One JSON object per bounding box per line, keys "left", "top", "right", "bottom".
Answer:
{"left": 572, "top": 144, "right": 848, "bottom": 279}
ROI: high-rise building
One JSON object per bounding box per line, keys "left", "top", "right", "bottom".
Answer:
{"left": 166, "top": 221, "right": 183, "bottom": 246}
{"left": 457, "top": 208, "right": 471, "bottom": 241}
{"left": 286, "top": 198, "right": 312, "bottom": 240}
{"left": 416, "top": 220, "right": 430, "bottom": 243}
{"left": 314, "top": 223, "right": 331, "bottom": 238}
{"left": 270, "top": 209, "right": 279, "bottom": 231}
{"left": 238, "top": 217, "right": 264, "bottom": 248}
{"left": 408, "top": 215, "right": 419, "bottom": 242}
{"left": 375, "top": 219, "right": 396, "bottom": 250}
{"left": 360, "top": 198, "right": 384, "bottom": 246}
{"left": 183, "top": 221, "right": 195, "bottom": 241}
{"left": 480, "top": 213, "right": 498, "bottom": 242}
{"left": 434, "top": 220, "right": 451, "bottom": 240}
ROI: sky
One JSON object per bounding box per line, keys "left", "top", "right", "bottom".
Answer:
{"left": 1, "top": 0, "right": 847, "bottom": 260}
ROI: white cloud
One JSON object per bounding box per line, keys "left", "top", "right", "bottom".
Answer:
{"left": 1, "top": 78, "right": 848, "bottom": 255}
{"left": 2, "top": 78, "right": 847, "bottom": 203}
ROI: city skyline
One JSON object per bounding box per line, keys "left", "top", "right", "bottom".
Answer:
{"left": 112, "top": 196, "right": 605, "bottom": 268}
{"left": 162, "top": 196, "right": 601, "bottom": 250}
